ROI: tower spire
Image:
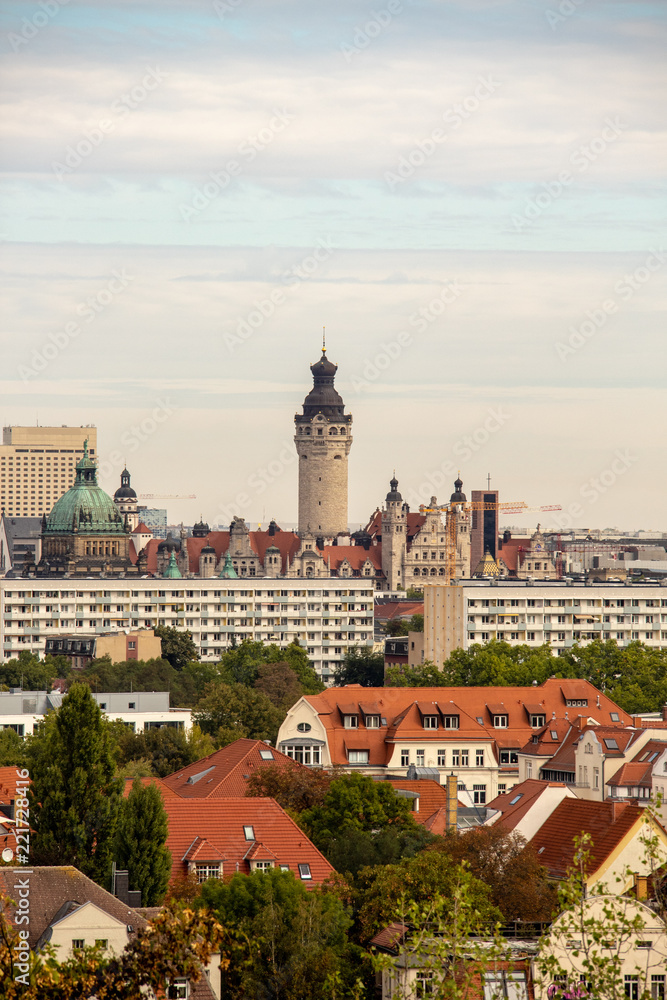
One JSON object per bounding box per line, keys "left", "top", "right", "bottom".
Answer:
{"left": 322, "top": 325, "right": 326, "bottom": 352}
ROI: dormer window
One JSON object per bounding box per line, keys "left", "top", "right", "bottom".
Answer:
{"left": 493, "top": 715, "right": 508, "bottom": 729}
{"left": 343, "top": 715, "right": 358, "bottom": 729}
{"left": 365, "top": 715, "right": 380, "bottom": 728}
{"left": 442, "top": 715, "right": 459, "bottom": 729}
{"left": 530, "top": 714, "right": 546, "bottom": 728}
{"left": 196, "top": 863, "right": 222, "bottom": 883}
{"left": 423, "top": 715, "right": 438, "bottom": 730}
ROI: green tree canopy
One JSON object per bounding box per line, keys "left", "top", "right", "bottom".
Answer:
{"left": 113, "top": 723, "right": 215, "bottom": 778}
{"left": 193, "top": 680, "right": 284, "bottom": 746}
{"left": 332, "top": 647, "right": 385, "bottom": 688}
{"left": 115, "top": 778, "right": 171, "bottom": 906}
{"left": 198, "top": 869, "right": 356, "bottom": 1000}
{"left": 245, "top": 761, "right": 335, "bottom": 813}
{"left": 0, "top": 650, "right": 70, "bottom": 692}
{"left": 217, "top": 638, "right": 323, "bottom": 694}
{"left": 0, "top": 727, "right": 27, "bottom": 767}
{"left": 153, "top": 625, "right": 199, "bottom": 670}
{"left": 300, "top": 773, "right": 416, "bottom": 853}
{"left": 254, "top": 660, "right": 303, "bottom": 712}
{"left": 27, "top": 682, "right": 122, "bottom": 886}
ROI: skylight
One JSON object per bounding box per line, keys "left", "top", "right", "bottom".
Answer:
{"left": 259, "top": 749, "right": 274, "bottom": 760}
{"left": 604, "top": 738, "right": 619, "bottom": 750}
{"left": 550, "top": 731, "right": 558, "bottom": 739}
{"left": 298, "top": 863, "right": 312, "bottom": 880}
{"left": 610, "top": 712, "right": 620, "bottom": 722}
{"left": 243, "top": 825, "right": 255, "bottom": 841}
{"left": 509, "top": 793, "right": 523, "bottom": 805}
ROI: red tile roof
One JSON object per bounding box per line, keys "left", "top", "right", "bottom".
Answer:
{"left": 122, "top": 776, "right": 182, "bottom": 799}
{"left": 302, "top": 679, "right": 631, "bottom": 769}
{"left": 607, "top": 738, "right": 667, "bottom": 789}
{"left": 143, "top": 530, "right": 302, "bottom": 575}
{"left": 132, "top": 522, "right": 152, "bottom": 534}
{"left": 381, "top": 778, "right": 450, "bottom": 828}
{"left": 487, "top": 779, "right": 571, "bottom": 832}
{"left": 529, "top": 799, "right": 646, "bottom": 879}
{"left": 374, "top": 601, "right": 424, "bottom": 622}
{"left": 160, "top": 739, "right": 300, "bottom": 799}
{"left": 162, "top": 797, "right": 334, "bottom": 886}
{"left": 321, "top": 544, "right": 383, "bottom": 575}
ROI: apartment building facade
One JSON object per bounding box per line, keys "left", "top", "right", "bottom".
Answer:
{"left": 0, "top": 577, "right": 374, "bottom": 681}
{"left": 0, "top": 426, "right": 97, "bottom": 518}
{"left": 422, "top": 580, "right": 667, "bottom": 664}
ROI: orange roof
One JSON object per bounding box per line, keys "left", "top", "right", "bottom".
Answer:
{"left": 302, "top": 679, "right": 631, "bottom": 768}
{"left": 519, "top": 718, "right": 571, "bottom": 756}
{"left": 143, "top": 529, "right": 302, "bottom": 575}
{"left": 607, "top": 738, "right": 667, "bottom": 789}
{"left": 162, "top": 797, "right": 333, "bottom": 886}
{"left": 132, "top": 522, "right": 152, "bottom": 534}
{"left": 0, "top": 766, "right": 23, "bottom": 804}
{"left": 529, "top": 799, "right": 646, "bottom": 879}
{"left": 160, "top": 738, "right": 299, "bottom": 799}
{"left": 122, "top": 776, "right": 181, "bottom": 799}
{"left": 539, "top": 724, "right": 636, "bottom": 777}
{"left": 382, "top": 778, "right": 450, "bottom": 827}
{"left": 321, "top": 544, "right": 383, "bottom": 575}
{"left": 374, "top": 601, "right": 424, "bottom": 622}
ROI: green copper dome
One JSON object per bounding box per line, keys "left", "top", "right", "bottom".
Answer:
{"left": 45, "top": 441, "right": 126, "bottom": 536}
{"left": 163, "top": 551, "right": 182, "bottom": 578}
{"left": 219, "top": 552, "right": 238, "bottom": 578}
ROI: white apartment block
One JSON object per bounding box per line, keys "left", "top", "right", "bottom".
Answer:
{"left": 0, "top": 689, "right": 191, "bottom": 737}
{"left": 422, "top": 580, "right": 667, "bottom": 664}
{"left": 0, "top": 426, "right": 98, "bottom": 518}
{"left": 0, "top": 578, "right": 375, "bottom": 681}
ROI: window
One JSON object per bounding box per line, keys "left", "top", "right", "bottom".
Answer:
{"left": 243, "top": 825, "right": 255, "bottom": 840}
{"left": 169, "top": 979, "right": 189, "bottom": 999}
{"left": 610, "top": 712, "right": 620, "bottom": 722}
{"left": 72, "top": 939, "right": 85, "bottom": 950}
{"left": 625, "top": 975, "right": 640, "bottom": 999}
{"left": 604, "top": 738, "right": 619, "bottom": 750}
{"left": 460, "top": 750, "right": 469, "bottom": 767}
{"left": 437, "top": 749, "right": 446, "bottom": 766}
{"left": 283, "top": 744, "right": 321, "bottom": 765}
{"left": 442, "top": 715, "right": 459, "bottom": 729}
{"left": 416, "top": 750, "right": 425, "bottom": 766}
{"left": 343, "top": 715, "right": 358, "bottom": 729}
{"left": 483, "top": 971, "right": 528, "bottom": 999}
{"left": 493, "top": 715, "right": 508, "bottom": 728}
{"left": 348, "top": 749, "right": 369, "bottom": 764}
{"left": 452, "top": 750, "right": 460, "bottom": 766}
{"left": 416, "top": 972, "right": 434, "bottom": 996}
{"left": 651, "top": 974, "right": 665, "bottom": 999}
{"left": 473, "top": 784, "right": 486, "bottom": 804}
{"left": 298, "top": 863, "right": 312, "bottom": 880}
{"left": 365, "top": 715, "right": 380, "bottom": 728}
{"left": 95, "top": 939, "right": 109, "bottom": 950}
{"left": 254, "top": 861, "right": 273, "bottom": 871}
{"left": 530, "top": 714, "right": 546, "bottom": 728}
{"left": 259, "top": 748, "right": 274, "bottom": 760}
{"left": 196, "top": 863, "right": 221, "bottom": 882}
{"left": 423, "top": 715, "right": 438, "bottom": 729}
{"left": 476, "top": 750, "right": 484, "bottom": 767}
{"left": 401, "top": 750, "right": 409, "bottom": 767}
{"left": 296, "top": 722, "right": 311, "bottom": 733}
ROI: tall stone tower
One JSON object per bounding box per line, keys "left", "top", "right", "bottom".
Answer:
{"left": 295, "top": 347, "right": 353, "bottom": 537}
{"left": 381, "top": 475, "right": 407, "bottom": 590}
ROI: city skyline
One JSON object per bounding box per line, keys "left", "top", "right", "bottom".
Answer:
{"left": 2, "top": 1, "right": 665, "bottom": 530}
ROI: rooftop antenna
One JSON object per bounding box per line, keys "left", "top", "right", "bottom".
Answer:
{"left": 486, "top": 473, "right": 492, "bottom": 490}
{"left": 322, "top": 326, "right": 326, "bottom": 352}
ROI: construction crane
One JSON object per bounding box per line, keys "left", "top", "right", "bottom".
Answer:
{"left": 419, "top": 498, "right": 563, "bottom": 585}
{"left": 137, "top": 494, "right": 197, "bottom": 500}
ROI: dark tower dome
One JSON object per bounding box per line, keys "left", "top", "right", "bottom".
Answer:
{"left": 157, "top": 532, "right": 180, "bottom": 553}
{"left": 296, "top": 348, "right": 349, "bottom": 421}
{"left": 192, "top": 517, "right": 210, "bottom": 538}
{"left": 450, "top": 475, "right": 467, "bottom": 503}
{"left": 114, "top": 468, "right": 137, "bottom": 501}
{"left": 386, "top": 475, "right": 402, "bottom": 502}
{"left": 200, "top": 543, "right": 216, "bottom": 554}
{"left": 351, "top": 528, "right": 372, "bottom": 550}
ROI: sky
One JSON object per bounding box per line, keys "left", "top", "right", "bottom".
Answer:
{"left": 1, "top": 0, "right": 666, "bottom": 534}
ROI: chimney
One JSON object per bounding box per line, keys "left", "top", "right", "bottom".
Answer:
{"left": 662, "top": 704, "right": 667, "bottom": 723}
{"left": 446, "top": 773, "right": 458, "bottom": 833}
{"left": 112, "top": 865, "right": 142, "bottom": 908}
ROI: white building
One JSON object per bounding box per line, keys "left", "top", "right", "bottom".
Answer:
{"left": 0, "top": 577, "right": 374, "bottom": 682}
{"left": 421, "top": 580, "right": 667, "bottom": 665}
{"left": 0, "top": 689, "right": 191, "bottom": 737}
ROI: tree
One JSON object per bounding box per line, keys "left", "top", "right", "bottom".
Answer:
{"left": 254, "top": 660, "right": 303, "bottom": 711}
{"left": 0, "top": 892, "right": 225, "bottom": 1000}
{"left": 114, "top": 724, "right": 215, "bottom": 778}
{"left": 332, "top": 647, "right": 385, "bottom": 687}
{"left": 245, "top": 761, "right": 335, "bottom": 813}
{"left": 27, "top": 682, "right": 121, "bottom": 886}
{"left": 198, "top": 868, "right": 357, "bottom": 1000}
{"left": 300, "top": 773, "right": 416, "bottom": 854}
{"left": 371, "top": 873, "right": 510, "bottom": 1000}
{"left": 0, "top": 727, "right": 27, "bottom": 767}
{"left": 385, "top": 660, "right": 445, "bottom": 687}
{"left": 429, "top": 825, "right": 556, "bottom": 922}
{"left": 0, "top": 650, "right": 69, "bottom": 692}
{"left": 193, "top": 681, "right": 284, "bottom": 746}
{"left": 353, "top": 851, "right": 500, "bottom": 942}
{"left": 217, "top": 638, "right": 324, "bottom": 694}
{"left": 115, "top": 778, "right": 171, "bottom": 905}
{"left": 153, "top": 625, "right": 199, "bottom": 670}
{"left": 325, "top": 824, "right": 436, "bottom": 879}
{"left": 534, "top": 833, "right": 666, "bottom": 1000}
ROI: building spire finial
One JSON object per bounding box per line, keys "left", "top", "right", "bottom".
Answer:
{"left": 322, "top": 325, "right": 326, "bottom": 352}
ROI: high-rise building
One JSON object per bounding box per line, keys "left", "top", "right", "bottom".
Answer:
{"left": 294, "top": 348, "right": 353, "bottom": 537}
{"left": 470, "top": 488, "right": 499, "bottom": 572}
{"left": 0, "top": 425, "right": 97, "bottom": 518}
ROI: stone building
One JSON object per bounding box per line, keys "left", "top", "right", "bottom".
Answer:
{"left": 113, "top": 467, "right": 139, "bottom": 530}
{"left": 294, "top": 347, "right": 352, "bottom": 538}
{"left": 36, "top": 442, "right": 136, "bottom": 577}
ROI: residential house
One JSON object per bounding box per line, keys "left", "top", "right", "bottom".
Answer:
{"left": 160, "top": 738, "right": 300, "bottom": 799}
{"left": 161, "top": 797, "right": 334, "bottom": 888}
{"left": 528, "top": 798, "right": 667, "bottom": 893}
{"left": 277, "top": 679, "right": 630, "bottom": 804}
{"left": 486, "top": 780, "right": 577, "bottom": 842}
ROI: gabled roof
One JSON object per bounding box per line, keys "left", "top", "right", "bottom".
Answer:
{"left": 143, "top": 530, "right": 302, "bottom": 575}
{"left": 381, "top": 778, "right": 450, "bottom": 828}
{"left": 529, "top": 799, "right": 646, "bottom": 880}
{"left": 0, "top": 866, "right": 148, "bottom": 949}
{"left": 161, "top": 738, "right": 299, "bottom": 799}
{"left": 297, "top": 680, "right": 631, "bottom": 769}
{"left": 132, "top": 522, "right": 152, "bottom": 534}
{"left": 162, "top": 797, "right": 333, "bottom": 886}
{"left": 487, "top": 779, "right": 573, "bottom": 832}
{"left": 321, "top": 545, "right": 383, "bottom": 575}
{"left": 122, "top": 776, "right": 182, "bottom": 799}
{"left": 519, "top": 718, "right": 571, "bottom": 757}
{"left": 374, "top": 601, "right": 424, "bottom": 622}
{"left": 607, "top": 738, "right": 667, "bottom": 789}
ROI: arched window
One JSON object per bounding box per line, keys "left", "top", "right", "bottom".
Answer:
{"left": 414, "top": 568, "right": 420, "bottom": 576}
{"left": 430, "top": 568, "right": 437, "bottom": 575}
{"left": 340, "top": 428, "right": 346, "bottom": 435}
{"left": 329, "top": 427, "right": 338, "bottom": 435}
{"left": 334, "top": 455, "right": 342, "bottom": 460}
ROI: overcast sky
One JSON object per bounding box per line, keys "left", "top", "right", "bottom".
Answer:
{"left": 1, "top": 0, "right": 665, "bottom": 533}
